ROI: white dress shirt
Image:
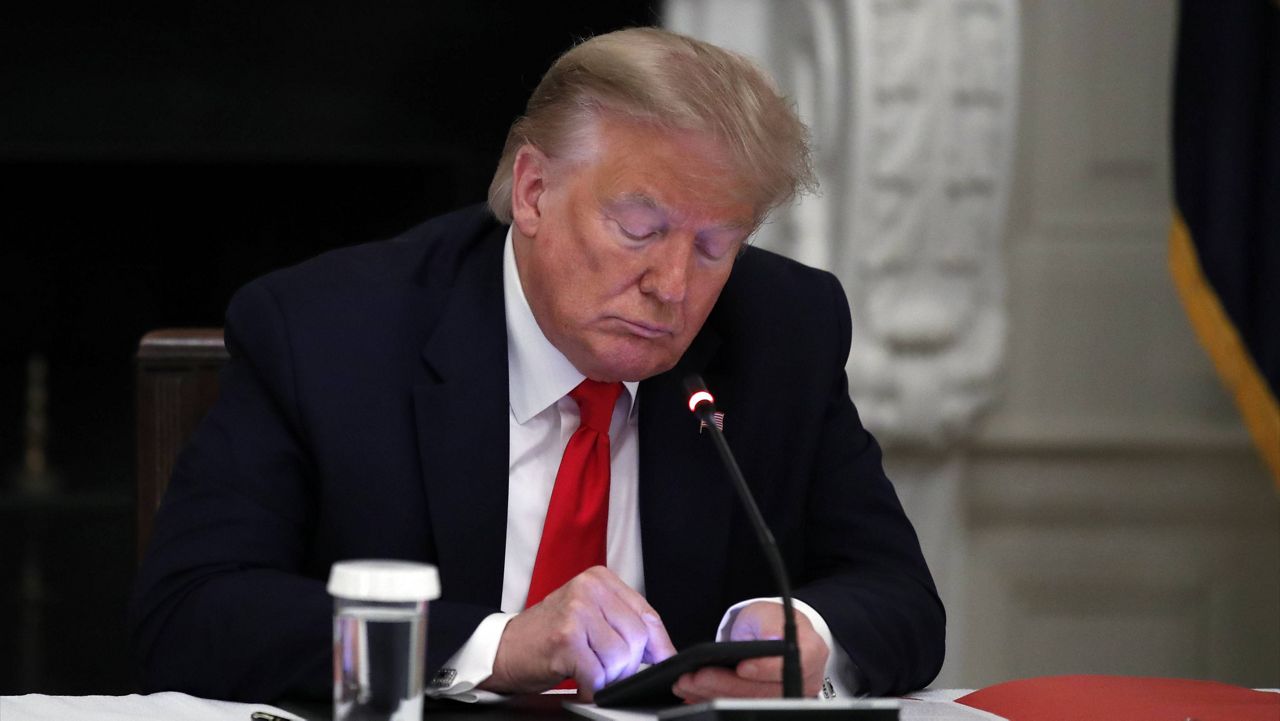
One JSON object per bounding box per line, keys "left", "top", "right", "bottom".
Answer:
{"left": 429, "top": 229, "right": 855, "bottom": 700}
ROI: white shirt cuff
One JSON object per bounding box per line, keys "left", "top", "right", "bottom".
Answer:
{"left": 717, "top": 597, "right": 858, "bottom": 700}
{"left": 425, "top": 612, "right": 516, "bottom": 702}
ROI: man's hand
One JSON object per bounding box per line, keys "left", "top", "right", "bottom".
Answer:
{"left": 477, "top": 566, "right": 676, "bottom": 700}
{"left": 672, "top": 601, "right": 829, "bottom": 702}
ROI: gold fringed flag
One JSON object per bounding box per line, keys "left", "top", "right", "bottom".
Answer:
{"left": 1170, "top": 0, "right": 1280, "bottom": 487}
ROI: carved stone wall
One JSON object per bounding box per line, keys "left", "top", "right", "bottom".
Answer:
{"left": 667, "top": 0, "right": 1019, "bottom": 448}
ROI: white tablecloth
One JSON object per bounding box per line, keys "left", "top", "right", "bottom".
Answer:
{"left": 0, "top": 692, "right": 303, "bottom": 721}
{"left": 0, "top": 689, "right": 1001, "bottom": 721}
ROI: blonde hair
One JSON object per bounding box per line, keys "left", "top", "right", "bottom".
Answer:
{"left": 486, "top": 27, "right": 815, "bottom": 223}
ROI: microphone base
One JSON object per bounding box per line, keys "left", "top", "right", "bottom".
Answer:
{"left": 656, "top": 698, "right": 899, "bottom": 721}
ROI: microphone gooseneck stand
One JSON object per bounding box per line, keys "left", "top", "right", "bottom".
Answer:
{"left": 683, "top": 375, "right": 802, "bottom": 699}
{"left": 676, "top": 376, "right": 900, "bottom": 720}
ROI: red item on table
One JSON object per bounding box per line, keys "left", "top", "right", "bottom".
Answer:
{"left": 957, "top": 674, "right": 1280, "bottom": 721}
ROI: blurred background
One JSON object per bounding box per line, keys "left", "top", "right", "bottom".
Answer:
{"left": 2, "top": 0, "right": 1276, "bottom": 696}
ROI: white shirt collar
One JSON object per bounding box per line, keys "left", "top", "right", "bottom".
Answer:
{"left": 504, "top": 227, "right": 638, "bottom": 424}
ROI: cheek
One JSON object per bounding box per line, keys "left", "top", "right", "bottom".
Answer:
{"left": 688, "top": 268, "right": 732, "bottom": 314}
{"left": 584, "top": 248, "right": 649, "bottom": 301}
{"left": 562, "top": 226, "right": 626, "bottom": 292}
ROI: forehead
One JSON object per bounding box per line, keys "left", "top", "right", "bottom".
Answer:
{"left": 574, "top": 114, "right": 761, "bottom": 228}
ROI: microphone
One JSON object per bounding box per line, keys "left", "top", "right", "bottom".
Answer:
{"left": 683, "top": 374, "right": 803, "bottom": 699}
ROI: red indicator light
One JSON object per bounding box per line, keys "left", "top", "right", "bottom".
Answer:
{"left": 687, "top": 390, "right": 714, "bottom": 412}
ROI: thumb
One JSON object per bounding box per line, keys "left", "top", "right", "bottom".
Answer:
{"left": 728, "top": 603, "right": 781, "bottom": 642}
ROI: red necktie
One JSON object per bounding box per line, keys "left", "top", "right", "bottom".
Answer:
{"left": 525, "top": 379, "right": 623, "bottom": 609}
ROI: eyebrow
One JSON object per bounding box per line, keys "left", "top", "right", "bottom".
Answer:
{"left": 606, "top": 193, "right": 753, "bottom": 232}
{"left": 606, "top": 193, "right": 661, "bottom": 212}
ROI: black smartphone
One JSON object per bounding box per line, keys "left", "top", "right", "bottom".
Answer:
{"left": 593, "top": 640, "right": 786, "bottom": 708}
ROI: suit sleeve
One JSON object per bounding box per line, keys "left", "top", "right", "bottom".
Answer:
{"left": 129, "top": 280, "right": 495, "bottom": 702}
{"left": 790, "top": 271, "right": 947, "bottom": 696}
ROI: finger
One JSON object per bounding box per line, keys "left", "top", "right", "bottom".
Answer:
{"left": 739, "top": 657, "right": 821, "bottom": 695}
{"left": 675, "top": 676, "right": 706, "bottom": 706}
{"left": 676, "top": 665, "right": 783, "bottom": 699}
{"left": 566, "top": 633, "right": 607, "bottom": 698}
{"left": 736, "top": 655, "right": 784, "bottom": 682}
{"left": 673, "top": 671, "right": 711, "bottom": 703}
{"left": 640, "top": 612, "right": 677, "bottom": 664}
{"left": 630, "top": 602, "right": 676, "bottom": 664}
{"left": 727, "top": 607, "right": 763, "bottom": 641}
{"left": 581, "top": 606, "right": 639, "bottom": 687}
{"left": 739, "top": 651, "right": 827, "bottom": 693}
{"left": 672, "top": 673, "right": 710, "bottom": 704}
{"left": 737, "top": 644, "right": 827, "bottom": 692}
{"left": 587, "top": 569, "right": 677, "bottom": 663}
{"left": 727, "top": 604, "right": 782, "bottom": 642}
{"left": 597, "top": 591, "right": 652, "bottom": 680}
{"left": 695, "top": 666, "right": 784, "bottom": 698}
{"left": 559, "top": 568, "right": 644, "bottom": 685}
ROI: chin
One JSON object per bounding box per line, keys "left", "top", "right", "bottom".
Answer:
{"left": 589, "top": 362, "right": 667, "bottom": 384}
{"left": 588, "top": 352, "right": 678, "bottom": 384}
{"left": 576, "top": 334, "right": 686, "bottom": 382}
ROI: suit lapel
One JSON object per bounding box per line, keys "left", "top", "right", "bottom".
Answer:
{"left": 637, "top": 328, "right": 734, "bottom": 646}
{"left": 412, "top": 228, "right": 509, "bottom": 609}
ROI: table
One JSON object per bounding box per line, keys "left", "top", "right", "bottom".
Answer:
{"left": 0, "top": 689, "right": 1002, "bottom": 721}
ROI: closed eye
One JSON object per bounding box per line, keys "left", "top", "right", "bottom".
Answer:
{"left": 616, "top": 221, "right": 663, "bottom": 242}
{"left": 695, "top": 232, "right": 742, "bottom": 262}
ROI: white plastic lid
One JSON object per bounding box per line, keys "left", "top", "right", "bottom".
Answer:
{"left": 327, "top": 560, "right": 441, "bottom": 602}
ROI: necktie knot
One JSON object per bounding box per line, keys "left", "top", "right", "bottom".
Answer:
{"left": 570, "top": 379, "right": 623, "bottom": 433}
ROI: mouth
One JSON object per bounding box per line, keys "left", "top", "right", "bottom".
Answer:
{"left": 615, "top": 318, "right": 674, "bottom": 339}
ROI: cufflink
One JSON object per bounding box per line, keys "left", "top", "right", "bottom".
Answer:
{"left": 698, "top": 411, "right": 725, "bottom": 433}
{"left": 430, "top": 668, "right": 457, "bottom": 689}
{"left": 821, "top": 677, "right": 836, "bottom": 699}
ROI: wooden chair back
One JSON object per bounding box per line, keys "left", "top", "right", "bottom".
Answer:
{"left": 135, "top": 328, "right": 228, "bottom": 560}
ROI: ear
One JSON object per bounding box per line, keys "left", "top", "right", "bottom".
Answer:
{"left": 510, "top": 144, "right": 552, "bottom": 238}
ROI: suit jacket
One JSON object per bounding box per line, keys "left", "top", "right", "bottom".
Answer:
{"left": 130, "top": 204, "right": 944, "bottom": 702}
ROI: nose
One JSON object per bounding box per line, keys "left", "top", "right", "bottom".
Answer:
{"left": 640, "top": 238, "right": 693, "bottom": 304}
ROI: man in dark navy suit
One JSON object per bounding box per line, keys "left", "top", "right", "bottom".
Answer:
{"left": 131, "top": 27, "right": 944, "bottom": 704}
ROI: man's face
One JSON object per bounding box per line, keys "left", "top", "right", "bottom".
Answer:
{"left": 511, "top": 115, "right": 757, "bottom": 382}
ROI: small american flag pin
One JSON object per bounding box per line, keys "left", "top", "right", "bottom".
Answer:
{"left": 698, "top": 411, "right": 725, "bottom": 434}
